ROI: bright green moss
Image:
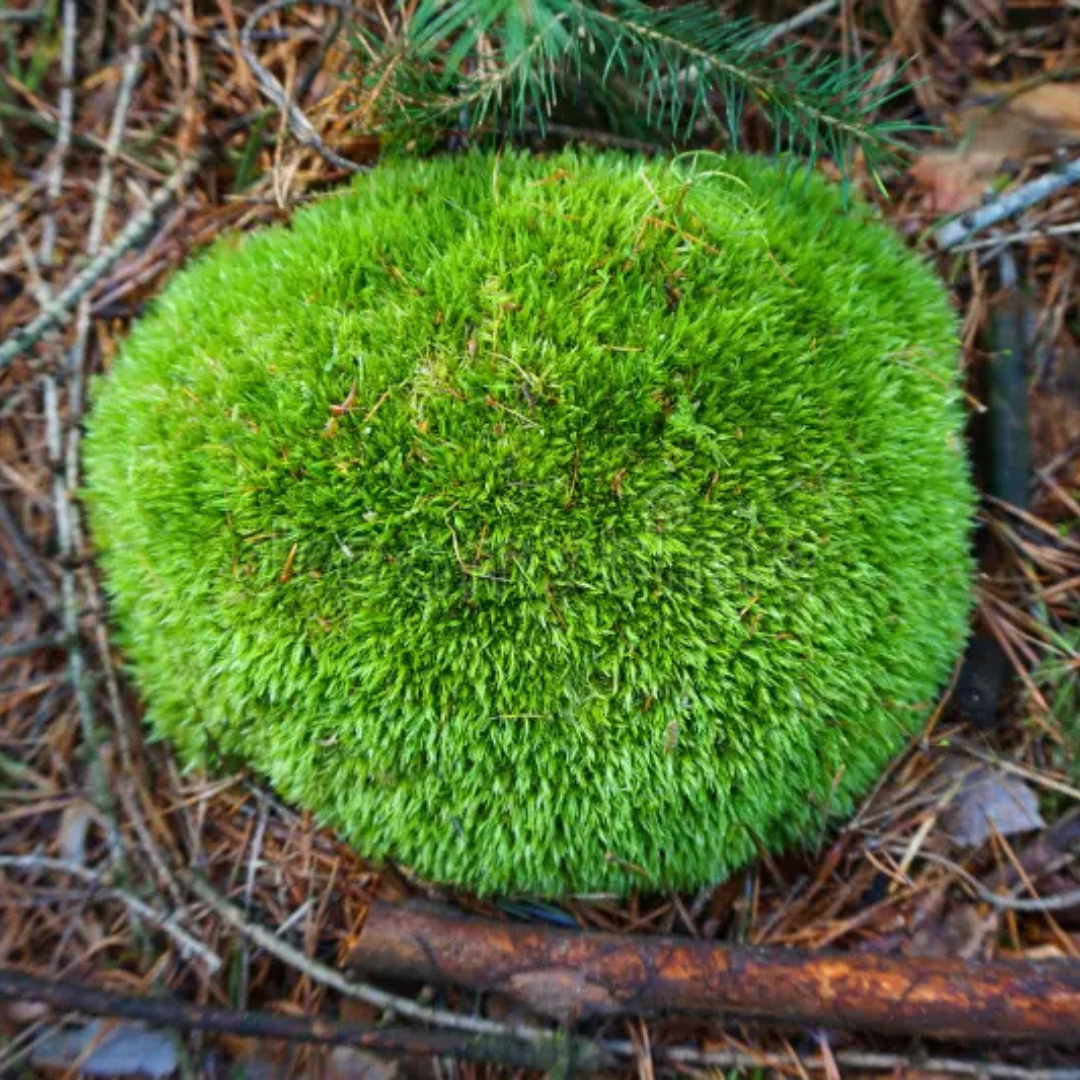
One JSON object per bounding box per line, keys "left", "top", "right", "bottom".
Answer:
{"left": 85, "top": 150, "right": 974, "bottom": 895}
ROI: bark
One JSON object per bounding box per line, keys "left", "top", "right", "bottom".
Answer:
{"left": 349, "top": 900, "right": 1080, "bottom": 1043}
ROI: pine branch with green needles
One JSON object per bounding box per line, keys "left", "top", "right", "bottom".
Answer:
{"left": 355, "top": 0, "right": 914, "bottom": 180}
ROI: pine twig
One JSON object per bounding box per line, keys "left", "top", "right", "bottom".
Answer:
{"left": 369, "top": 0, "right": 904, "bottom": 176}
{"left": 935, "top": 157, "right": 1080, "bottom": 249}
{"left": 241, "top": 0, "right": 365, "bottom": 174}
{"left": 0, "top": 857, "right": 221, "bottom": 973}
{"left": 39, "top": 0, "right": 76, "bottom": 271}
{"left": 0, "top": 156, "right": 200, "bottom": 371}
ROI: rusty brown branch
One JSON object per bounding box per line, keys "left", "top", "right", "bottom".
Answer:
{"left": 349, "top": 900, "right": 1080, "bottom": 1043}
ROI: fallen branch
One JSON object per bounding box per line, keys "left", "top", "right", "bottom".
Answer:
{"left": 0, "top": 969, "right": 605, "bottom": 1071}
{"left": 4, "top": 968, "right": 1072, "bottom": 1078}
{"left": 4, "top": 972, "right": 1071, "bottom": 1080}
{"left": 349, "top": 900, "right": 1080, "bottom": 1043}
{"left": 935, "top": 156, "right": 1080, "bottom": 250}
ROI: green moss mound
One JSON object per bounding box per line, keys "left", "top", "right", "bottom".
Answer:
{"left": 85, "top": 150, "right": 974, "bottom": 896}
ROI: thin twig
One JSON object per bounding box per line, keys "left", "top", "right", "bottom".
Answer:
{"left": 913, "top": 850, "right": 1080, "bottom": 913}
{"left": 0, "top": 634, "right": 64, "bottom": 661}
{"left": 86, "top": 0, "right": 168, "bottom": 256}
{"left": 952, "top": 220, "right": 1080, "bottom": 253}
{"left": 0, "top": 156, "right": 200, "bottom": 370}
{"left": 184, "top": 872, "right": 564, "bottom": 1048}
{"left": 760, "top": 0, "right": 842, "bottom": 47}
{"left": 240, "top": 0, "right": 363, "bottom": 174}
{"left": 43, "top": 376, "right": 122, "bottom": 863}
{"left": 60, "top": 2, "right": 169, "bottom": 713}
{"left": 936, "top": 157, "right": 1080, "bottom": 249}
{"left": 39, "top": 0, "right": 76, "bottom": 271}
{"left": 0, "top": 969, "right": 605, "bottom": 1070}
{"left": 0, "top": 856, "right": 221, "bottom": 973}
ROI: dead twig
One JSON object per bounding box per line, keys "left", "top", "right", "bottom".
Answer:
{"left": 240, "top": 0, "right": 364, "bottom": 174}
{"left": 0, "top": 6, "right": 44, "bottom": 24}
{"left": 4, "top": 969, "right": 1074, "bottom": 1078}
{"left": 0, "top": 969, "right": 606, "bottom": 1071}
{"left": 909, "top": 850, "right": 1080, "bottom": 914}
{"left": 42, "top": 376, "right": 121, "bottom": 862}
{"left": 936, "top": 157, "right": 1080, "bottom": 250}
{"left": 0, "top": 156, "right": 200, "bottom": 370}
{"left": 761, "top": 0, "right": 842, "bottom": 47}
{"left": 184, "top": 872, "right": 572, "bottom": 1050}
{"left": 38, "top": 0, "right": 76, "bottom": 272}
{"left": 0, "top": 856, "right": 221, "bottom": 972}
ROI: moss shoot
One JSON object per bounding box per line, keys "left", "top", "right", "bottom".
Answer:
{"left": 85, "top": 151, "right": 974, "bottom": 895}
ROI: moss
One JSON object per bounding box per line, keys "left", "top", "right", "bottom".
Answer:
{"left": 85, "top": 150, "right": 975, "bottom": 896}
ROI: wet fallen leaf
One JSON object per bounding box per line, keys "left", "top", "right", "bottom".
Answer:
{"left": 31, "top": 1022, "right": 177, "bottom": 1078}
{"left": 943, "top": 765, "right": 1045, "bottom": 847}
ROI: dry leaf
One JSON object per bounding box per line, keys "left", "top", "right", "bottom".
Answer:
{"left": 983, "top": 80, "right": 1080, "bottom": 142}
{"left": 910, "top": 78, "right": 1080, "bottom": 213}
{"left": 943, "top": 765, "right": 1045, "bottom": 847}
{"left": 909, "top": 149, "right": 1002, "bottom": 213}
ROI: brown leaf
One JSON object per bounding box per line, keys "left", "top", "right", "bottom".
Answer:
{"left": 979, "top": 80, "right": 1080, "bottom": 142}
{"left": 910, "top": 78, "right": 1080, "bottom": 213}
{"left": 909, "top": 150, "right": 1000, "bottom": 213}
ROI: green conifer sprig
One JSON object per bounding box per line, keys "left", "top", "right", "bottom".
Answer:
{"left": 357, "top": 0, "right": 913, "bottom": 179}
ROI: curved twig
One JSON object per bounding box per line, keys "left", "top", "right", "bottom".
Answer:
{"left": 915, "top": 850, "right": 1080, "bottom": 914}
{"left": 240, "top": 0, "right": 366, "bottom": 174}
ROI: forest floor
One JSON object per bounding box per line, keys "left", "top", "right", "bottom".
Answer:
{"left": 3, "top": 1, "right": 1080, "bottom": 1077}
